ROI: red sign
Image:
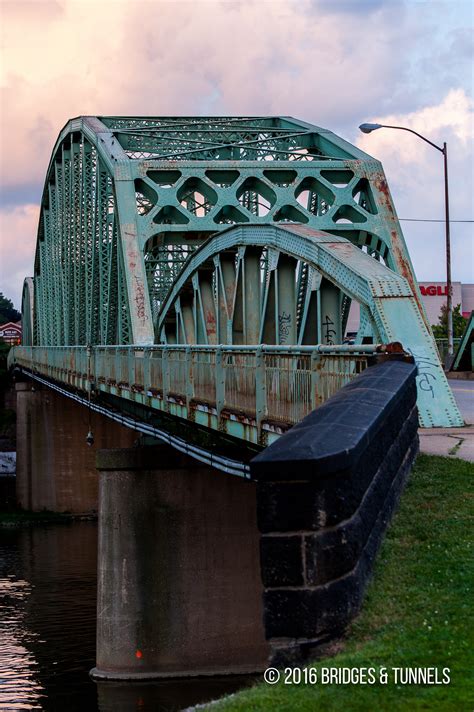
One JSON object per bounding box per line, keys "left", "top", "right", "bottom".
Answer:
{"left": 420, "top": 285, "right": 448, "bottom": 296}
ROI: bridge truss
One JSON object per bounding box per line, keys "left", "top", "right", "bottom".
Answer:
{"left": 17, "top": 116, "right": 463, "bottom": 430}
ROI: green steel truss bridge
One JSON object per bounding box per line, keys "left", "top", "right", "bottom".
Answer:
{"left": 12, "top": 116, "right": 463, "bottom": 472}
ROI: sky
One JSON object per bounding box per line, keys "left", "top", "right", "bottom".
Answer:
{"left": 0, "top": 0, "right": 473, "bottom": 309}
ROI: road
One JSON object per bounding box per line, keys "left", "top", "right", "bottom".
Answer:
{"left": 418, "top": 378, "right": 473, "bottom": 462}
{"left": 449, "top": 378, "right": 473, "bottom": 425}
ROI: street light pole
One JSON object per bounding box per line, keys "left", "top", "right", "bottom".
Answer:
{"left": 359, "top": 122, "right": 454, "bottom": 358}
{"left": 442, "top": 141, "right": 453, "bottom": 359}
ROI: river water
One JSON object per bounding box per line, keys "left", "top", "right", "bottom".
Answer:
{"left": 0, "top": 522, "right": 254, "bottom": 711}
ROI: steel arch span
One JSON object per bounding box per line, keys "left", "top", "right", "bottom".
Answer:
{"left": 18, "top": 116, "right": 462, "bottom": 428}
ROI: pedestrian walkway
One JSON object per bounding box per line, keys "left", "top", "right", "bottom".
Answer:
{"left": 419, "top": 427, "right": 474, "bottom": 462}
{"left": 418, "top": 378, "right": 473, "bottom": 462}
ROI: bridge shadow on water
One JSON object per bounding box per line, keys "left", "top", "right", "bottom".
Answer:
{"left": 0, "top": 521, "right": 256, "bottom": 711}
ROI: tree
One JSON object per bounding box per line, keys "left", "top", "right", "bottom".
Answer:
{"left": 0, "top": 293, "right": 20, "bottom": 324}
{"left": 432, "top": 304, "right": 468, "bottom": 339}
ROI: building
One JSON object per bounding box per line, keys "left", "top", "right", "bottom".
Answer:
{"left": 418, "top": 282, "right": 474, "bottom": 325}
{"left": 346, "top": 283, "right": 474, "bottom": 336}
{"left": 0, "top": 321, "right": 22, "bottom": 345}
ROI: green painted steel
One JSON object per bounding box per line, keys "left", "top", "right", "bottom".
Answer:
{"left": 17, "top": 115, "right": 463, "bottom": 432}
{"left": 451, "top": 311, "right": 474, "bottom": 371}
{"left": 25, "top": 116, "right": 431, "bottom": 347}
{"left": 157, "top": 224, "right": 463, "bottom": 428}
{"left": 10, "top": 344, "right": 376, "bottom": 446}
{"left": 21, "top": 278, "right": 34, "bottom": 347}
{"left": 435, "top": 337, "right": 462, "bottom": 365}
{"left": 27, "top": 117, "right": 152, "bottom": 347}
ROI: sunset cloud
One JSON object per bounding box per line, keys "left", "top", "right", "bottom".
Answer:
{"left": 357, "top": 89, "right": 473, "bottom": 283}
{"left": 0, "top": 204, "right": 38, "bottom": 304}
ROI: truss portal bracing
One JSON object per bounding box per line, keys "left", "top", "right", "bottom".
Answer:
{"left": 21, "top": 116, "right": 463, "bottom": 428}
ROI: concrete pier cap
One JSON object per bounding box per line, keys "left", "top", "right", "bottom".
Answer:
{"left": 91, "top": 444, "right": 268, "bottom": 680}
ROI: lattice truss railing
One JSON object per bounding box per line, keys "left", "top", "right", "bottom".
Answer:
{"left": 32, "top": 132, "right": 131, "bottom": 345}
{"left": 135, "top": 161, "right": 385, "bottom": 322}
{"left": 94, "top": 116, "right": 422, "bottom": 329}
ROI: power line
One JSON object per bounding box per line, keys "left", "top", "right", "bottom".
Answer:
{"left": 399, "top": 218, "right": 473, "bottom": 223}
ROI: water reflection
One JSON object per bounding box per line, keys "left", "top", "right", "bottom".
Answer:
{"left": 0, "top": 573, "right": 43, "bottom": 709}
{"left": 0, "top": 523, "right": 257, "bottom": 711}
{"left": 0, "top": 523, "right": 98, "bottom": 712}
{"left": 97, "top": 676, "right": 257, "bottom": 712}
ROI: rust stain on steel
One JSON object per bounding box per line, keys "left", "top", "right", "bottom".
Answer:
{"left": 373, "top": 174, "right": 395, "bottom": 217}
{"left": 326, "top": 242, "right": 355, "bottom": 258}
{"left": 390, "top": 230, "right": 428, "bottom": 328}
{"left": 205, "top": 308, "right": 216, "bottom": 335}
{"left": 379, "top": 341, "right": 404, "bottom": 354}
{"left": 284, "top": 224, "right": 331, "bottom": 240}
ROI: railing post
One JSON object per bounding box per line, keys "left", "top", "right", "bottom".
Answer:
{"left": 162, "top": 348, "right": 170, "bottom": 411}
{"left": 215, "top": 347, "right": 224, "bottom": 421}
{"left": 128, "top": 347, "right": 135, "bottom": 389}
{"left": 113, "top": 349, "right": 120, "bottom": 388}
{"left": 311, "top": 350, "right": 322, "bottom": 409}
{"left": 143, "top": 349, "right": 151, "bottom": 400}
{"left": 255, "top": 347, "right": 267, "bottom": 440}
{"left": 86, "top": 344, "right": 93, "bottom": 393}
{"left": 185, "top": 346, "right": 194, "bottom": 414}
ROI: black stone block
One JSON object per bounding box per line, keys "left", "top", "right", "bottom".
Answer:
{"left": 304, "top": 408, "right": 418, "bottom": 585}
{"left": 262, "top": 435, "right": 419, "bottom": 645}
{"left": 256, "top": 406, "right": 418, "bottom": 533}
{"left": 260, "top": 536, "right": 304, "bottom": 587}
{"left": 264, "top": 575, "right": 360, "bottom": 639}
{"left": 304, "top": 525, "right": 363, "bottom": 587}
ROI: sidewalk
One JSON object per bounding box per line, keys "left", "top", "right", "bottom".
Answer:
{"left": 419, "top": 426, "right": 474, "bottom": 462}
{"left": 419, "top": 377, "right": 474, "bottom": 462}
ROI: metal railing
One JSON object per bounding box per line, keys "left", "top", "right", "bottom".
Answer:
{"left": 435, "top": 338, "right": 461, "bottom": 365}
{"left": 10, "top": 344, "right": 382, "bottom": 442}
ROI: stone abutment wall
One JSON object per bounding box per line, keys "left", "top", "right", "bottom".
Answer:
{"left": 251, "top": 359, "right": 419, "bottom": 667}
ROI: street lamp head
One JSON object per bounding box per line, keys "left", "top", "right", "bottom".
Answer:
{"left": 359, "top": 123, "right": 383, "bottom": 134}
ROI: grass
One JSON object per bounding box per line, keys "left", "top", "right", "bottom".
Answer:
{"left": 206, "top": 454, "right": 473, "bottom": 711}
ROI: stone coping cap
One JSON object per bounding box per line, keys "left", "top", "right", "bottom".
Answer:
{"left": 251, "top": 360, "right": 418, "bottom": 479}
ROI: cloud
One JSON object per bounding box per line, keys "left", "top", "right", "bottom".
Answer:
{"left": 0, "top": 0, "right": 472, "bottom": 307}
{"left": 356, "top": 88, "right": 474, "bottom": 283}
{"left": 0, "top": 204, "right": 38, "bottom": 308}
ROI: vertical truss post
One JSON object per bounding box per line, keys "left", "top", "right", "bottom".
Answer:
{"left": 311, "top": 351, "right": 322, "bottom": 409}
{"left": 255, "top": 347, "right": 267, "bottom": 442}
{"left": 185, "top": 346, "right": 193, "bottom": 411}
{"left": 244, "top": 248, "right": 261, "bottom": 344}
{"left": 215, "top": 347, "right": 225, "bottom": 421}
{"left": 277, "top": 256, "right": 297, "bottom": 345}
{"left": 162, "top": 349, "right": 170, "bottom": 410}
{"left": 114, "top": 172, "right": 154, "bottom": 345}
{"left": 319, "top": 279, "right": 342, "bottom": 346}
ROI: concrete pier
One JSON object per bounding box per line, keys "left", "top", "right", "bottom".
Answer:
{"left": 92, "top": 445, "right": 268, "bottom": 679}
{"left": 15, "top": 380, "right": 136, "bottom": 513}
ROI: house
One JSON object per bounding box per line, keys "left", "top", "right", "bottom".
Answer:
{"left": 0, "top": 321, "right": 22, "bottom": 345}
